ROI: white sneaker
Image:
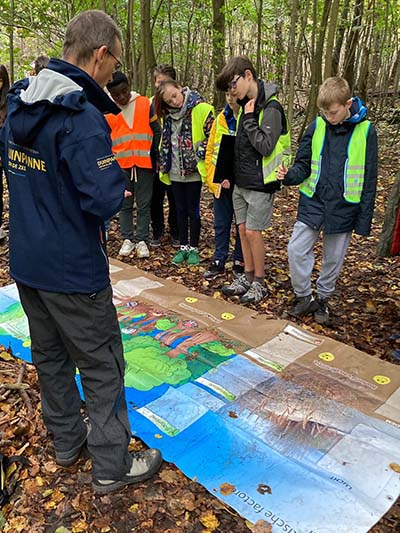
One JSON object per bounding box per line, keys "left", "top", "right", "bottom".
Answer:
{"left": 136, "top": 240, "right": 150, "bottom": 258}
{"left": 119, "top": 239, "right": 135, "bottom": 256}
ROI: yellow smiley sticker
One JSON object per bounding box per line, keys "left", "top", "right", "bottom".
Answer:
{"left": 318, "top": 352, "right": 335, "bottom": 362}
{"left": 373, "top": 375, "right": 391, "bottom": 385}
{"left": 221, "top": 312, "right": 235, "bottom": 320}
{"left": 185, "top": 297, "right": 198, "bottom": 303}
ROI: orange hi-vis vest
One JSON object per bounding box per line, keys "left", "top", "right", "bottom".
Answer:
{"left": 105, "top": 95, "right": 153, "bottom": 169}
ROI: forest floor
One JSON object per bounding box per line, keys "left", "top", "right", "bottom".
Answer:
{"left": 0, "top": 115, "right": 399, "bottom": 532}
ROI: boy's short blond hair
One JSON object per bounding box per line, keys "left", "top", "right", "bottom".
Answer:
{"left": 317, "top": 77, "right": 351, "bottom": 109}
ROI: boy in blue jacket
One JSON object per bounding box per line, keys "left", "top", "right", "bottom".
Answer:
{"left": 277, "top": 77, "right": 378, "bottom": 324}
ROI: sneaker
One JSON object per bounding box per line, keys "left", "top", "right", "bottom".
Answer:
{"left": 240, "top": 280, "right": 268, "bottom": 304}
{"left": 187, "top": 248, "right": 200, "bottom": 265}
{"left": 314, "top": 296, "right": 331, "bottom": 325}
{"left": 203, "top": 260, "right": 225, "bottom": 280}
{"left": 285, "top": 295, "right": 319, "bottom": 318}
{"left": 170, "top": 236, "right": 180, "bottom": 248}
{"left": 119, "top": 239, "right": 135, "bottom": 256}
{"left": 136, "top": 241, "right": 150, "bottom": 258}
{"left": 172, "top": 247, "right": 188, "bottom": 265}
{"left": 92, "top": 449, "right": 162, "bottom": 494}
{"left": 232, "top": 260, "right": 244, "bottom": 278}
{"left": 221, "top": 273, "right": 251, "bottom": 296}
{"left": 150, "top": 237, "right": 162, "bottom": 247}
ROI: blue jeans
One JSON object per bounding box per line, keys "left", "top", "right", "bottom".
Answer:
{"left": 213, "top": 188, "right": 243, "bottom": 265}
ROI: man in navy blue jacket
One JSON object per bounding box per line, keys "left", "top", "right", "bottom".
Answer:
{"left": 0, "top": 10, "right": 162, "bottom": 493}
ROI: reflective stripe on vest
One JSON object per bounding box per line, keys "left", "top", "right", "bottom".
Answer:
{"left": 105, "top": 95, "right": 153, "bottom": 169}
{"left": 160, "top": 101, "right": 214, "bottom": 185}
{"left": 299, "top": 117, "right": 370, "bottom": 203}
{"left": 237, "top": 96, "right": 291, "bottom": 185}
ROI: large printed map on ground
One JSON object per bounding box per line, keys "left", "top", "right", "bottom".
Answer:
{"left": 0, "top": 259, "right": 399, "bottom": 533}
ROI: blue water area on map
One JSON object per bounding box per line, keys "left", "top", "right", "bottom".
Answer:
{"left": 0, "top": 334, "right": 32, "bottom": 362}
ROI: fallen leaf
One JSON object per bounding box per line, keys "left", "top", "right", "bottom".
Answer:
{"left": 199, "top": 511, "right": 219, "bottom": 531}
{"left": 219, "top": 482, "right": 236, "bottom": 495}
{"left": 390, "top": 463, "right": 400, "bottom": 473}
{"left": 257, "top": 484, "right": 272, "bottom": 495}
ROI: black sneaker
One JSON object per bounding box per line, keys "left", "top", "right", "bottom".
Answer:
{"left": 314, "top": 297, "right": 331, "bottom": 325}
{"left": 240, "top": 281, "right": 268, "bottom": 304}
{"left": 285, "top": 295, "right": 319, "bottom": 318}
{"left": 203, "top": 261, "right": 225, "bottom": 280}
{"left": 150, "top": 237, "right": 162, "bottom": 247}
{"left": 232, "top": 260, "right": 244, "bottom": 278}
{"left": 92, "top": 449, "right": 163, "bottom": 494}
{"left": 221, "top": 273, "right": 251, "bottom": 296}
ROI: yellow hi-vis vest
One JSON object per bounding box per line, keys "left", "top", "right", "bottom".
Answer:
{"left": 299, "top": 116, "right": 371, "bottom": 204}
{"left": 237, "top": 96, "right": 291, "bottom": 185}
{"left": 160, "top": 102, "right": 214, "bottom": 185}
{"left": 205, "top": 111, "right": 233, "bottom": 197}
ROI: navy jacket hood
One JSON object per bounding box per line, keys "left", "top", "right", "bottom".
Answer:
{"left": 7, "top": 58, "right": 120, "bottom": 146}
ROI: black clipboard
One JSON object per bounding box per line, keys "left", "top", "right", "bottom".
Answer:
{"left": 213, "top": 134, "right": 235, "bottom": 183}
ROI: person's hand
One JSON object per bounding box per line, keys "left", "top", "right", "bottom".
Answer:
{"left": 124, "top": 190, "right": 132, "bottom": 197}
{"left": 276, "top": 164, "right": 288, "bottom": 181}
{"left": 221, "top": 179, "right": 230, "bottom": 189}
{"left": 244, "top": 98, "right": 255, "bottom": 113}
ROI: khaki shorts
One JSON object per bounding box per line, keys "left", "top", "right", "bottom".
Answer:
{"left": 233, "top": 185, "right": 274, "bottom": 230}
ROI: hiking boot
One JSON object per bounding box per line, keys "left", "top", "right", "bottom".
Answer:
{"left": 285, "top": 295, "right": 319, "bottom": 318}
{"left": 314, "top": 296, "right": 331, "bottom": 325}
{"left": 232, "top": 260, "right": 244, "bottom": 278}
{"left": 172, "top": 247, "right": 188, "bottom": 265}
{"left": 136, "top": 241, "right": 150, "bottom": 258}
{"left": 92, "top": 449, "right": 163, "bottom": 494}
{"left": 221, "top": 273, "right": 251, "bottom": 296}
{"left": 119, "top": 239, "right": 135, "bottom": 256}
{"left": 240, "top": 280, "right": 268, "bottom": 304}
{"left": 203, "top": 260, "right": 225, "bottom": 280}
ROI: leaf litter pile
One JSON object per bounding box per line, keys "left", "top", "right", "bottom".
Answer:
{"left": 0, "top": 118, "right": 399, "bottom": 532}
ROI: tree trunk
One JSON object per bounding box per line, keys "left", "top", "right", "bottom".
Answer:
{"left": 286, "top": 0, "right": 299, "bottom": 126}
{"left": 9, "top": 0, "right": 15, "bottom": 83}
{"left": 323, "top": 0, "right": 340, "bottom": 79}
{"left": 212, "top": 0, "right": 225, "bottom": 109}
{"left": 343, "top": 0, "right": 364, "bottom": 91}
{"left": 139, "top": 0, "right": 157, "bottom": 94}
{"left": 256, "top": 0, "right": 263, "bottom": 75}
{"left": 331, "top": 0, "right": 350, "bottom": 75}
{"left": 300, "top": 0, "right": 331, "bottom": 138}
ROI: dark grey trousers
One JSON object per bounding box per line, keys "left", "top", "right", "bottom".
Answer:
{"left": 17, "top": 283, "right": 132, "bottom": 480}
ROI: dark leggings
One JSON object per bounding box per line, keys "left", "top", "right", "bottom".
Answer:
{"left": 171, "top": 180, "right": 202, "bottom": 247}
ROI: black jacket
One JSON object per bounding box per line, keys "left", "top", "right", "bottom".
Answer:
{"left": 234, "top": 80, "right": 288, "bottom": 193}
{"left": 283, "top": 108, "right": 378, "bottom": 235}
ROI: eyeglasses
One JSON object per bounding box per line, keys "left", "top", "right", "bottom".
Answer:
{"left": 228, "top": 74, "right": 242, "bottom": 90}
{"left": 93, "top": 46, "right": 122, "bottom": 72}
{"left": 106, "top": 49, "right": 122, "bottom": 72}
